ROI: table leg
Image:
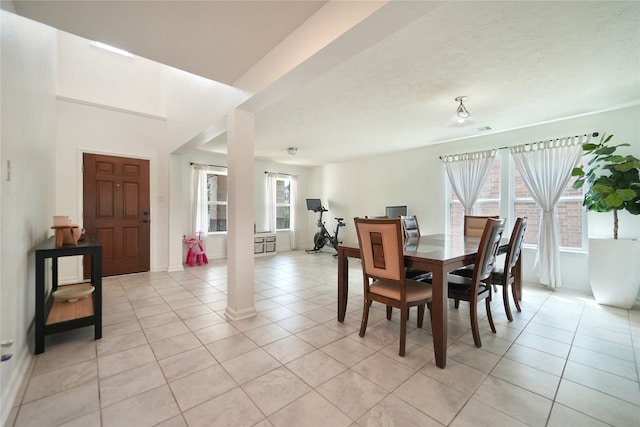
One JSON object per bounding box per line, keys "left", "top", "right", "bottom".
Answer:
{"left": 431, "top": 268, "right": 447, "bottom": 368}
{"left": 35, "top": 253, "right": 45, "bottom": 354}
{"left": 337, "top": 248, "right": 348, "bottom": 322}
{"left": 92, "top": 248, "right": 102, "bottom": 340}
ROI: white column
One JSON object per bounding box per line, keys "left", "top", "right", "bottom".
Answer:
{"left": 225, "top": 108, "right": 256, "bottom": 320}
{"left": 167, "top": 153, "right": 185, "bottom": 272}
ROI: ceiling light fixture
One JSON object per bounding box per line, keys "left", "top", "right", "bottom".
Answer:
{"left": 455, "top": 96, "right": 471, "bottom": 123}
{"left": 287, "top": 147, "right": 298, "bottom": 156}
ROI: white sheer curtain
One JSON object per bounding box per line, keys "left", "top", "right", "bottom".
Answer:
{"left": 265, "top": 172, "right": 277, "bottom": 233}
{"left": 191, "top": 164, "right": 208, "bottom": 237}
{"left": 510, "top": 135, "right": 588, "bottom": 288}
{"left": 441, "top": 149, "right": 497, "bottom": 214}
{"left": 289, "top": 176, "right": 298, "bottom": 249}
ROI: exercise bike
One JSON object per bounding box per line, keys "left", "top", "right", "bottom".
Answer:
{"left": 306, "top": 199, "right": 346, "bottom": 254}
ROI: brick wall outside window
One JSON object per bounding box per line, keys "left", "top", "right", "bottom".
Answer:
{"left": 450, "top": 154, "right": 584, "bottom": 249}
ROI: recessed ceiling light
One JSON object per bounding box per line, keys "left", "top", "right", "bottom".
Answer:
{"left": 90, "top": 41, "right": 133, "bottom": 58}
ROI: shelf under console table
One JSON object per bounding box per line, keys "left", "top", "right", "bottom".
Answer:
{"left": 34, "top": 235, "right": 103, "bottom": 354}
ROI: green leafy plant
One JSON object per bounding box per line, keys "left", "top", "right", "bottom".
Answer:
{"left": 572, "top": 133, "right": 640, "bottom": 239}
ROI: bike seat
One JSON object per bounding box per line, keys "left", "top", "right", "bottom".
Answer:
{"left": 335, "top": 217, "right": 344, "bottom": 221}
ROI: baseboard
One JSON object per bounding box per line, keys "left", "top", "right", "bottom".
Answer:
{"left": 1, "top": 344, "right": 33, "bottom": 427}
{"left": 224, "top": 306, "right": 257, "bottom": 321}
{"left": 166, "top": 265, "right": 185, "bottom": 273}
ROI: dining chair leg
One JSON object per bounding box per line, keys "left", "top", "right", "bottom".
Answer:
{"left": 511, "top": 284, "right": 522, "bottom": 312}
{"left": 502, "top": 285, "right": 513, "bottom": 322}
{"left": 470, "top": 302, "right": 481, "bottom": 347}
{"left": 389, "top": 306, "right": 417, "bottom": 322}
{"left": 417, "top": 305, "right": 425, "bottom": 328}
{"left": 399, "top": 307, "right": 408, "bottom": 356}
{"left": 486, "top": 297, "right": 496, "bottom": 333}
{"left": 359, "top": 299, "right": 370, "bottom": 337}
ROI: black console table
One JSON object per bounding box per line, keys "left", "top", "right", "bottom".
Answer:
{"left": 34, "top": 235, "right": 102, "bottom": 354}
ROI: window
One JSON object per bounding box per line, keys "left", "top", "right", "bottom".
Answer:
{"left": 448, "top": 151, "right": 585, "bottom": 249}
{"left": 275, "top": 177, "right": 291, "bottom": 230}
{"left": 207, "top": 172, "right": 227, "bottom": 232}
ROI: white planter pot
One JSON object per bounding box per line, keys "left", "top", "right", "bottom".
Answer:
{"left": 588, "top": 238, "right": 640, "bottom": 309}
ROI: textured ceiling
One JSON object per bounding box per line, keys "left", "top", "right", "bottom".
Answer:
{"left": 10, "top": 1, "right": 640, "bottom": 166}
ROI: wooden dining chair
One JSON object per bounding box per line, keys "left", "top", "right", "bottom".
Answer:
{"left": 458, "top": 215, "right": 501, "bottom": 285}
{"left": 492, "top": 217, "right": 527, "bottom": 321}
{"left": 429, "top": 217, "right": 506, "bottom": 347}
{"left": 354, "top": 217, "right": 433, "bottom": 356}
{"left": 464, "top": 215, "right": 499, "bottom": 238}
{"left": 400, "top": 215, "right": 432, "bottom": 282}
{"left": 400, "top": 215, "right": 420, "bottom": 239}
{"left": 453, "top": 217, "right": 527, "bottom": 321}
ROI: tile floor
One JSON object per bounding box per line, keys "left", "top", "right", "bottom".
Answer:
{"left": 7, "top": 250, "right": 640, "bottom": 427}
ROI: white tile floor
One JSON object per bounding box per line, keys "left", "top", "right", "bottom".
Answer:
{"left": 7, "top": 250, "right": 640, "bottom": 427}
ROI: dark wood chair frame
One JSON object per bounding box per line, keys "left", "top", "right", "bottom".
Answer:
{"left": 354, "top": 217, "right": 433, "bottom": 356}
{"left": 489, "top": 217, "right": 527, "bottom": 321}
{"left": 445, "top": 217, "right": 506, "bottom": 347}
{"left": 451, "top": 217, "right": 527, "bottom": 322}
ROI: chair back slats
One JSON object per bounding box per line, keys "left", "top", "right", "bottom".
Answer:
{"left": 400, "top": 215, "right": 420, "bottom": 239}
{"left": 473, "top": 218, "right": 506, "bottom": 283}
{"left": 370, "top": 232, "right": 386, "bottom": 269}
{"left": 355, "top": 218, "right": 404, "bottom": 282}
{"left": 505, "top": 217, "right": 527, "bottom": 272}
{"left": 464, "top": 215, "right": 499, "bottom": 238}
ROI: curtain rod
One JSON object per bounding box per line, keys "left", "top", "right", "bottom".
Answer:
{"left": 264, "top": 171, "right": 297, "bottom": 178}
{"left": 440, "top": 131, "right": 599, "bottom": 159}
{"left": 495, "top": 131, "right": 599, "bottom": 151}
{"left": 190, "top": 162, "right": 227, "bottom": 168}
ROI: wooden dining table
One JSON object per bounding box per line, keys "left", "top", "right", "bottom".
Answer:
{"left": 336, "top": 233, "right": 519, "bottom": 369}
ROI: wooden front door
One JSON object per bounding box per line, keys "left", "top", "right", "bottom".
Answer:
{"left": 83, "top": 153, "right": 150, "bottom": 277}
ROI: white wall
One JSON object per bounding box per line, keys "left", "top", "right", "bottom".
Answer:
{"left": 0, "top": 11, "right": 57, "bottom": 423}
{"left": 57, "top": 32, "right": 165, "bottom": 117}
{"left": 316, "top": 106, "right": 640, "bottom": 295}
{"left": 54, "top": 28, "right": 252, "bottom": 276}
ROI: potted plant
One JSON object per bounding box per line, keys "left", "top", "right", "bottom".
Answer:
{"left": 572, "top": 133, "right": 640, "bottom": 309}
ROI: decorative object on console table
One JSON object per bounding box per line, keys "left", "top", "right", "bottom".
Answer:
{"left": 572, "top": 133, "right": 640, "bottom": 309}
{"left": 51, "top": 215, "right": 85, "bottom": 247}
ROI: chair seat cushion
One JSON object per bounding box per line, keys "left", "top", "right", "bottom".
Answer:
{"left": 446, "top": 274, "right": 491, "bottom": 299}
{"left": 450, "top": 267, "right": 474, "bottom": 278}
{"left": 451, "top": 266, "right": 510, "bottom": 286}
{"left": 405, "top": 268, "right": 433, "bottom": 282}
{"left": 371, "top": 279, "right": 432, "bottom": 302}
{"left": 491, "top": 268, "right": 512, "bottom": 285}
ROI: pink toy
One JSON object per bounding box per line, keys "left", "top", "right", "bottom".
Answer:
{"left": 183, "top": 232, "right": 208, "bottom": 266}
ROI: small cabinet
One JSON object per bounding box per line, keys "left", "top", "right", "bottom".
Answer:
{"left": 254, "top": 232, "right": 276, "bottom": 257}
